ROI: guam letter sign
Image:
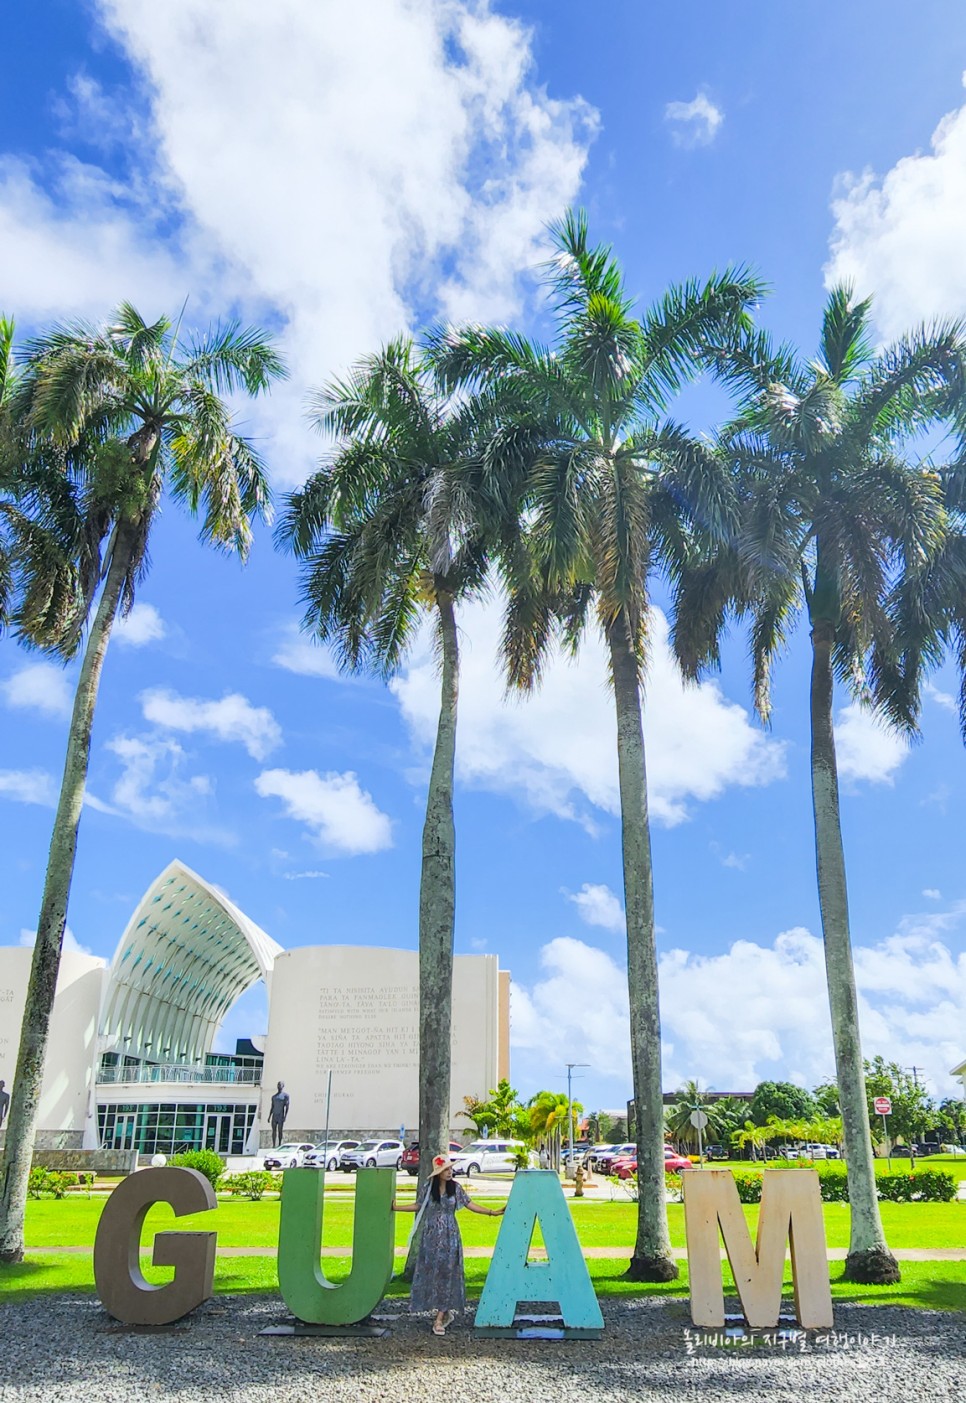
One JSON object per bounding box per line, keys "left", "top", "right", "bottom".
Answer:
{"left": 683, "top": 1168, "right": 833, "bottom": 1329}
{"left": 476, "top": 1170, "right": 603, "bottom": 1333}
{"left": 94, "top": 1165, "right": 832, "bottom": 1332}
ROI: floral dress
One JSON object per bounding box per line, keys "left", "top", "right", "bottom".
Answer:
{"left": 410, "top": 1179, "right": 471, "bottom": 1313}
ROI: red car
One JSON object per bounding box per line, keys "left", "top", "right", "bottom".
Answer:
{"left": 615, "top": 1147, "right": 694, "bottom": 1179}
{"left": 400, "top": 1141, "right": 465, "bottom": 1177}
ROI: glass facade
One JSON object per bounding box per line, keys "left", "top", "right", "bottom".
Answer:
{"left": 97, "top": 1101, "right": 257, "bottom": 1157}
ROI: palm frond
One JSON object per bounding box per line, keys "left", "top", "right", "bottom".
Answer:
{"left": 819, "top": 283, "right": 874, "bottom": 384}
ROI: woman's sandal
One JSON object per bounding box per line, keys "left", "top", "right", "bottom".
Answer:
{"left": 432, "top": 1321, "right": 446, "bottom": 1336}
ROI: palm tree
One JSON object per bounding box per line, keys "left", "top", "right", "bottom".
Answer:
{"left": 278, "top": 338, "right": 517, "bottom": 1204}
{"left": 674, "top": 285, "right": 966, "bottom": 1283}
{"left": 429, "top": 212, "right": 762, "bottom": 1279}
{"left": 528, "top": 1089, "right": 574, "bottom": 1170}
{"left": 0, "top": 304, "right": 284, "bottom": 1262}
{"left": 665, "top": 1081, "right": 728, "bottom": 1152}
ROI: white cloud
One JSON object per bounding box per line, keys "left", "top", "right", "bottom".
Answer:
{"left": 19, "top": 925, "right": 101, "bottom": 961}
{"left": 113, "top": 602, "right": 166, "bottom": 648}
{"left": 255, "top": 768, "right": 393, "bottom": 856}
{"left": 512, "top": 904, "right": 966, "bottom": 1098}
{"left": 0, "top": 769, "right": 57, "bottom": 806}
{"left": 923, "top": 888, "right": 942, "bottom": 901}
{"left": 0, "top": 2, "right": 595, "bottom": 486}
{"left": 140, "top": 688, "right": 281, "bottom": 760}
{"left": 664, "top": 93, "right": 723, "bottom": 149}
{"left": 1, "top": 662, "right": 72, "bottom": 719}
{"left": 566, "top": 883, "right": 625, "bottom": 934}
{"left": 833, "top": 702, "right": 909, "bottom": 785}
{"left": 826, "top": 75, "right": 966, "bottom": 339}
{"left": 271, "top": 627, "right": 342, "bottom": 681}
{"left": 280, "top": 869, "right": 330, "bottom": 881}
{"left": 0, "top": 153, "right": 190, "bottom": 322}
{"left": 924, "top": 681, "right": 958, "bottom": 715}
{"left": 391, "top": 600, "right": 785, "bottom": 827}
{"left": 720, "top": 851, "right": 749, "bottom": 871}
{"left": 101, "top": 732, "right": 232, "bottom": 844}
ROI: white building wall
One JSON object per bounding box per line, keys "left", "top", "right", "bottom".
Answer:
{"left": 261, "top": 946, "right": 501, "bottom": 1139}
{"left": 0, "top": 948, "right": 107, "bottom": 1146}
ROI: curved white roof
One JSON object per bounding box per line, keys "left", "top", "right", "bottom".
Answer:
{"left": 99, "top": 860, "right": 282, "bottom": 1065}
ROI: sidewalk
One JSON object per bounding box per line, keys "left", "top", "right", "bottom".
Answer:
{"left": 25, "top": 1243, "right": 966, "bottom": 1260}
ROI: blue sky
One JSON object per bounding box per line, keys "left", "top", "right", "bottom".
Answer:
{"left": 3, "top": 1, "right": 966, "bottom": 1111}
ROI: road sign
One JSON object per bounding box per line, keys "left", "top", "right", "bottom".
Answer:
{"left": 690, "top": 1109, "right": 709, "bottom": 1130}
{"left": 873, "top": 1096, "right": 892, "bottom": 1116}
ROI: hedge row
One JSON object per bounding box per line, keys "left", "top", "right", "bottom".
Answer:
{"left": 730, "top": 1167, "right": 957, "bottom": 1203}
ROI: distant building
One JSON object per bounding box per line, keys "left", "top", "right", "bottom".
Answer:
{"left": 952, "top": 1059, "right": 966, "bottom": 1096}
{"left": 0, "top": 860, "right": 509, "bottom": 1157}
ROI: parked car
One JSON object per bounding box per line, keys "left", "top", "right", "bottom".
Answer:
{"left": 263, "top": 1142, "right": 317, "bottom": 1169}
{"left": 303, "top": 1139, "right": 359, "bottom": 1170}
{"left": 940, "top": 1144, "right": 966, "bottom": 1156}
{"left": 615, "top": 1146, "right": 693, "bottom": 1179}
{"left": 339, "top": 1139, "right": 404, "bottom": 1171}
{"left": 451, "top": 1140, "right": 534, "bottom": 1176}
{"left": 399, "top": 1141, "right": 465, "bottom": 1176}
{"left": 596, "top": 1142, "right": 637, "bottom": 1174}
{"left": 706, "top": 1144, "right": 730, "bottom": 1162}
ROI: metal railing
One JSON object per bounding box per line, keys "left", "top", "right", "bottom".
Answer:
{"left": 97, "top": 1062, "right": 262, "bottom": 1086}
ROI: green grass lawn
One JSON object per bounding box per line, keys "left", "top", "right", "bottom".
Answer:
{"left": 2, "top": 1250, "right": 964, "bottom": 1313}
{"left": 20, "top": 1194, "right": 966, "bottom": 1253}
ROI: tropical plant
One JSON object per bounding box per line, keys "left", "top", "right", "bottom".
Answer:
{"left": 0, "top": 305, "right": 283, "bottom": 1262}
{"left": 429, "top": 211, "right": 761, "bottom": 1280}
{"left": 731, "top": 1120, "right": 769, "bottom": 1161}
{"left": 528, "top": 1089, "right": 578, "bottom": 1170}
{"left": 674, "top": 284, "right": 966, "bottom": 1283}
{"left": 168, "top": 1149, "right": 226, "bottom": 1189}
{"left": 277, "top": 338, "right": 518, "bottom": 1208}
{"left": 665, "top": 1081, "right": 727, "bottom": 1151}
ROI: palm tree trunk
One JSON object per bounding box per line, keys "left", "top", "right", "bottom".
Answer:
{"left": 0, "top": 526, "right": 134, "bottom": 1262}
{"left": 809, "top": 620, "right": 899, "bottom": 1284}
{"left": 607, "top": 614, "right": 677, "bottom": 1281}
{"left": 413, "top": 591, "right": 459, "bottom": 1202}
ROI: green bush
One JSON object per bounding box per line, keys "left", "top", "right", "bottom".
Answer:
{"left": 168, "top": 1149, "right": 225, "bottom": 1189}
{"left": 730, "top": 1172, "right": 763, "bottom": 1203}
{"left": 876, "top": 1170, "right": 957, "bottom": 1203}
{"left": 27, "top": 1168, "right": 78, "bottom": 1198}
{"left": 221, "top": 1170, "right": 279, "bottom": 1200}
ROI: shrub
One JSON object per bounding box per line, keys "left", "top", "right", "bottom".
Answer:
{"left": 168, "top": 1149, "right": 225, "bottom": 1189}
{"left": 27, "top": 1168, "right": 77, "bottom": 1198}
{"left": 876, "top": 1170, "right": 957, "bottom": 1203}
{"left": 730, "top": 1172, "right": 763, "bottom": 1203}
{"left": 814, "top": 1168, "right": 850, "bottom": 1202}
{"left": 221, "top": 1170, "right": 279, "bottom": 1200}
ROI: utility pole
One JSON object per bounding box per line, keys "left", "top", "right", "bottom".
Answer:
{"left": 907, "top": 1066, "right": 927, "bottom": 1159}
{"left": 565, "top": 1063, "right": 589, "bottom": 1180}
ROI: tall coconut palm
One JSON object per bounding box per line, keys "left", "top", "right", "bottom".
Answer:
{"left": 429, "top": 212, "right": 762, "bottom": 1279}
{"left": 674, "top": 285, "right": 966, "bottom": 1283}
{"left": 277, "top": 337, "right": 520, "bottom": 1207}
{"left": 0, "top": 304, "right": 284, "bottom": 1262}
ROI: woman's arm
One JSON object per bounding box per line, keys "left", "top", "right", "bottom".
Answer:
{"left": 391, "top": 1199, "right": 418, "bottom": 1212}
{"left": 464, "top": 1198, "right": 506, "bottom": 1217}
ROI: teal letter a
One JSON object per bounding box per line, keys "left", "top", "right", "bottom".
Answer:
{"left": 277, "top": 1168, "right": 395, "bottom": 1325}
{"left": 476, "top": 1170, "right": 603, "bottom": 1331}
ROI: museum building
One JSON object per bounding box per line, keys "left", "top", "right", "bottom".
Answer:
{"left": 0, "top": 860, "right": 510, "bottom": 1158}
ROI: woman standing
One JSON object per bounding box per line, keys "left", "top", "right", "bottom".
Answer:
{"left": 393, "top": 1153, "right": 505, "bottom": 1334}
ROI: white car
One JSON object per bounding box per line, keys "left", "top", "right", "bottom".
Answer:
{"left": 452, "top": 1140, "right": 533, "bottom": 1176}
{"left": 262, "top": 1141, "right": 316, "bottom": 1169}
{"left": 339, "top": 1139, "right": 404, "bottom": 1171}
{"left": 303, "top": 1139, "right": 360, "bottom": 1170}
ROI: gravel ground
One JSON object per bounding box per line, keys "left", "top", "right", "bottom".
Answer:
{"left": 0, "top": 1295, "right": 963, "bottom": 1403}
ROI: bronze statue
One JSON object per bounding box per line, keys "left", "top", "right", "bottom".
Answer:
{"left": 0, "top": 1079, "right": 8, "bottom": 1130}
{"left": 269, "top": 1080, "right": 290, "bottom": 1148}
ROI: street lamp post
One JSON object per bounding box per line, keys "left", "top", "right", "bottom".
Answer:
{"left": 565, "top": 1063, "right": 589, "bottom": 1180}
